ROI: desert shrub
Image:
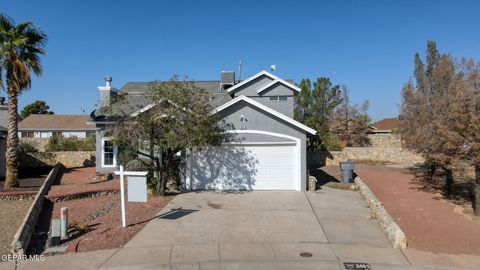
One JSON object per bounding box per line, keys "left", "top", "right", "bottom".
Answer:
{"left": 320, "top": 133, "right": 344, "bottom": 151}
{"left": 125, "top": 158, "right": 151, "bottom": 171}
{"left": 18, "top": 141, "right": 38, "bottom": 153}
{"left": 45, "top": 135, "right": 95, "bottom": 152}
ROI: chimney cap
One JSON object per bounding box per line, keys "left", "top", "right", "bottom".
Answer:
{"left": 105, "top": 76, "right": 112, "bottom": 82}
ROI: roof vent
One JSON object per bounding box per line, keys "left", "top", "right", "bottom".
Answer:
{"left": 105, "top": 76, "right": 112, "bottom": 87}
{"left": 220, "top": 71, "right": 235, "bottom": 90}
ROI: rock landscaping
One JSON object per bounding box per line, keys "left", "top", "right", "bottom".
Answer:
{"left": 0, "top": 200, "right": 32, "bottom": 256}
{"left": 27, "top": 167, "right": 174, "bottom": 255}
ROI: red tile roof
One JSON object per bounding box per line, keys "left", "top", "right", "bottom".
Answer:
{"left": 372, "top": 118, "right": 400, "bottom": 131}
{"left": 18, "top": 115, "right": 95, "bottom": 131}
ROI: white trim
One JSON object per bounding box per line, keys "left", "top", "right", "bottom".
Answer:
{"left": 226, "top": 70, "right": 301, "bottom": 93}
{"left": 101, "top": 137, "right": 118, "bottom": 168}
{"left": 223, "top": 141, "right": 296, "bottom": 146}
{"left": 185, "top": 129, "right": 302, "bottom": 191}
{"left": 113, "top": 170, "right": 148, "bottom": 176}
{"left": 130, "top": 103, "right": 157, "bottom": 117}
{"left": 212, "top": 96, "right": 317, "bottom": 135}
{"left": 129, "top": 99, "right": 190, "bottom": 117}
{"left": 86, "top": 120, "right": 117, "bottom": 125}
{"left": 18, "top": 128, "right": 96, "bottom": 131}
{"left": 256, "top": 79, "right": 300, "bottom": 94}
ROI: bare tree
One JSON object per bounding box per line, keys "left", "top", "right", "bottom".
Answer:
{"left": 331, "top": 86, "right": 370, "bottom": 147}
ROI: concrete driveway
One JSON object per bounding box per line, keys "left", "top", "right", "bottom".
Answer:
{"left": 100, "top": 187, "right": 409, "bottom": 269}
{"left": 15, "top": 187, "right": 473, "bottom": 269}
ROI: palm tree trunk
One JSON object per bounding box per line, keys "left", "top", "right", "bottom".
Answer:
{"left": 4, "top": 81, "right": 19, "bottom": 188}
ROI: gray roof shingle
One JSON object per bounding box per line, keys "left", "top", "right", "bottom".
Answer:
{"left": 92, "top": 80, "right": 232, "bottom": 121}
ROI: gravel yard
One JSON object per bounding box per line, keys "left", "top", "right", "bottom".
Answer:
{"left": 47, "top": 167, "right": 119, "bottom": 198}
{"left": 29, "top": 194, "right": 173, "bottom": 254}
{"left": 28, "top": 167, "right": 174, "bottom": 255}
{"left": 357, "top": 164, "right": 480, "bottom": 255}
{"left": 0, "top": 200, "right": 32, "bottom": 255}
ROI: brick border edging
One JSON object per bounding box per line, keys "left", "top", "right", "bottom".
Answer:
{"left": 10, "top": 162, "right": 63, "bottom": 255}
{"left": 354, "top": 176, "right": 408, "bottom": 249}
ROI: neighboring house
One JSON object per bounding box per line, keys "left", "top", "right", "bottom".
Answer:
{"left": 368, "top": 117, "right": 400, "bottom": 134}
{"left": 90, "top": 71, "right": 316, "bottom": 191}
{"left": 0, "top": 97, "right": 7, "bottom": 178}
{"left": 18, "top": 115, "right": 96, "bottom": 138}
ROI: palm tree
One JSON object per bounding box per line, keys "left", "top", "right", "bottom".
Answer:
{"left": 0, "top": 15, "right": 47, "bottom": 188}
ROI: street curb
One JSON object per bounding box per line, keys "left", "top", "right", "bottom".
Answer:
{"left": 10, "top": 162, "right": 63, "bottom": 255}
{"left": 354, "top": 176, "right": 408, "bottom": 249}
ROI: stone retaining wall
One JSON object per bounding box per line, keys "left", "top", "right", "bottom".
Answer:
{"left": 307, "top": 134, "right": 423, "bottom": 167}
{"left": 367, "top": 134, "right": 402, "bottom": 148}
{"left": 355, "top": 176, "right": 408, "bottom": 249}
{"left": 19, "top": 138, "right": 49, "bottom": 152}
{"left": 11, "top": 162, "right": 63, "bottom": 255}
{"left": 20, "top": 151, "right": 95, "bottom": 168}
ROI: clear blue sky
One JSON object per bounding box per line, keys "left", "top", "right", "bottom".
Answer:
{"left": 2, "top": 0, "right": 479, "bottom": 121}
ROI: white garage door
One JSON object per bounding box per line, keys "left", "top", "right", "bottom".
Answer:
{"left": 188, "top": 144, "right": 298, "bottom": 190}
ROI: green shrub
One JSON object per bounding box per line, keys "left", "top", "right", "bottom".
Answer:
{"left": 321, "top": 133, "right": 344, "bottom": 151}
{"left": 45, "top": 135, "right": 95, "bottom": 152}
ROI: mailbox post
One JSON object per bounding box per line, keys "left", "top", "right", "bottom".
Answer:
{"left": 114, "top": 165, "right": 148, "bottom": 227}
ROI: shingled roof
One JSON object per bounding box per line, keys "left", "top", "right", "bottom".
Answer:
{"left": 92, "top": 81, "right": 233, "bottom": 120}
{"left": 19, "top": 115, "right": 95, "bottom": 131}
{"left": 92, "top": 77, "right": 297, "bottom": 121}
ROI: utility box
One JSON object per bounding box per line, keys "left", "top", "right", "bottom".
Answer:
{"left": 340, "top": 161, "right": 355, "bottom": 183}
{"left": 50, "top": 219, "right": 61, "bottom": 246}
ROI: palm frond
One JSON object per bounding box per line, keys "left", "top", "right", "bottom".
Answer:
{"left": 0, "top": 14, "right": 14, "bottom": 33}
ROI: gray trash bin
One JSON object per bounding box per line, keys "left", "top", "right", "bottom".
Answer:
{"left": 339, "top": 161, "right": 355, "bottom": 183}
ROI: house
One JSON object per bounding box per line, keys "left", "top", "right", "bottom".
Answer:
{"left": 368, "top": 117, "right": 400, "bottom": 134}
{"left": 89, "top": 71, "right": 316, "bottom": 191}
{"left": 18, "top": 115, "right": 96, "bottom": 138}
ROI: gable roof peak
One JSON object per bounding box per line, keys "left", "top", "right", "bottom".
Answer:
{"left": 213, "top": 95, "right": 316, "bottom": 135}
{"left": 226, "top": 70, "right": 300, "bottom": 93}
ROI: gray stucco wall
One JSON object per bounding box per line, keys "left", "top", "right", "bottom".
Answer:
{"left": 218, "top": 101, "right": 308, "bottom": 191}
{"left": 232, "top": 75, "right": 274, "bottom": 97}
{"left": 258, "top": 83, "right": 295, "bottom": 96}
{"left": 248, "top": 96, "right": 294, "bottom": 118}
{"left": 232, "top": 77, "right": 295, "bottom": 118}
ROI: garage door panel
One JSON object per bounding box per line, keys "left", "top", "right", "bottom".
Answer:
{"left": 190, "top": 144, "right": 297, "bottom": 190}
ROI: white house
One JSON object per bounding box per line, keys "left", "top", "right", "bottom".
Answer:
{"left": 18, "top": 114, "right": 96, "bottom": 139}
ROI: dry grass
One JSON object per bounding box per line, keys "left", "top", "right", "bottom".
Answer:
{"left": 0, "top": 200, "right": 32, "bottom": 255}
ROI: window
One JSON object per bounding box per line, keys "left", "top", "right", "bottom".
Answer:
{"left": 268, "top": 96, "right": 288, "bottom": 101}
{"left": 86, "top": 131, "right": 96, "bottom": 138}
{"left": 102, "top": 138, "right": 117, "bottom": 167}
{"left": 21, "top": 132, "right": 34, "bottom": 138}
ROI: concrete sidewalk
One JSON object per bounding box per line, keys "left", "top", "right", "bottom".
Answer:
{"left": 6, "top": 187, "right": 480, "bottom": 270}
